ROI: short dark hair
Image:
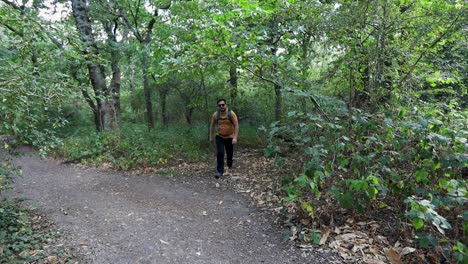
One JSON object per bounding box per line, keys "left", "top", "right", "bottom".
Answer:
{"left": 217, "top": 98, "right": 227, "bottom": 104}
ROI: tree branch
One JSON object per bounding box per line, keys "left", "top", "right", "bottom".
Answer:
{"left": 396, "top": 12, "right": 463, "bottom": 87}
{"left": 0, "top": 0, "right": 24, "bottom": 12}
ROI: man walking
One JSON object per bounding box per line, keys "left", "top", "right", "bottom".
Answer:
{"left": 209, "top": 99, "right": 239, "bottom": 178}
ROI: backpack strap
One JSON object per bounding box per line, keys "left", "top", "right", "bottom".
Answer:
{"left": 216, "top": 109, "right": 233, "bottom": 125}
{"left": 227, "top": 109, "right": 232, "bottom": 123}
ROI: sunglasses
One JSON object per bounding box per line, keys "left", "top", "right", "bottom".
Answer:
{"left": 218, "top": 104, "right": 225, "bottom": 107}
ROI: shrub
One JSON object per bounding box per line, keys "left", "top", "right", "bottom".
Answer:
{"left": 265, "top": 98, "right": 467, "bottom": 262}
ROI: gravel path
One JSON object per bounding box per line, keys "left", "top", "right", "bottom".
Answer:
{"left": 5, "top": 150, "right": 331, "bottom": 264}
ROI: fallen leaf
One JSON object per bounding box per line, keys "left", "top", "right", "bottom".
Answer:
{"left": 337, "top": 246, "right": 352, "bottom": 259}
{"left": 334, "top": 226, "right": 341, "bottom": 234}
{"left": 160, "top": 239, "right": 169, "bottom": 245}
{"left": 400, "top": 247, "right": 416, "bottom": 256}
{"left": 384, "top": 248, "right": 402, "bottom": 264}
{"left": 202, "top": 211, "right": 208, "bottom": 216}
{"left": 320, "top": 228, "right": 331, "bottom": 245}
{"left": 46, "top": 256, "right": 58, "bottom": 264}
{"left": 337, "top": 233, "right": 358, "bottom": 241}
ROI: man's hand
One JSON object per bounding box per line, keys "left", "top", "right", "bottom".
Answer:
{"left": 232, "top": 138, "right": 237, "bottom": 144}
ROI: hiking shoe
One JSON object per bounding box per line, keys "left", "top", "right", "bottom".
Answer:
{"left": 214, "top": 171, "right": 223, "bottom": 179}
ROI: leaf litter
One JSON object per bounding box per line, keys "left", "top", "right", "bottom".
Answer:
{"left": 156, "top": 147, "right": 422, "bottom": 264}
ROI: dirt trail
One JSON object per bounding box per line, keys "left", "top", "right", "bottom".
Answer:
{"left": 5, "top": 149, "right": 334, "bottom": 264}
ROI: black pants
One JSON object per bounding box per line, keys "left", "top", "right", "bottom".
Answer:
{"left": 216, "top": 135, "right": 233, "bottom": 174}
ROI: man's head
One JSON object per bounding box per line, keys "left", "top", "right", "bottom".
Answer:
{"left": 217, "top": 98, "right": 227, "bottom": 112}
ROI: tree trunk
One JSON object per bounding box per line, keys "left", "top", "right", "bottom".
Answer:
{"left": 160, "top": 88, "right": 169, "bottom": 127}
{"left": 271, "top": 45, "right": 283, "bottom": 121}
{"left": 185, "top": 108, "right": 193, "bottom": 125}
{"left": 274, "top": 82, "right": 282, "bottom": 121}
{"left": 141, "top": 55, "right": 154, "bottom": 130}
{"left": 229, "top": 64, "right": 238, "bottom": 109}
{"left": 104, "top": 21, "right": 122, "bottom": 127}
{"left": 71, "top": 0, "right": 117, "bottom": 131}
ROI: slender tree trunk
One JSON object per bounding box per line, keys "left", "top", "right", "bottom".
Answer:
{"left": 274, "top": 82, "right": 282, "bottom": 121}
{"left": 110, "top": 58, "right": 121, "bottom": 125}
{"left": 185, "top": 108, "right": 193, "bottom": 125}
{"left": 229, "top": 64, "right": 238, "bottom": 109}
{"left": 271, "top": 46, "right": 283, "bottom": 121}
{"left": 160, "top": 88, "right": 168, "bottom": 127}
{"left": 300, "top": 32, "right": 312, "bottom": 108}
{"left": 199, "top": 67, "right": 210, "bottom": 140}
{"left": 141, "top": 55, "right": 154, "bottom": 130}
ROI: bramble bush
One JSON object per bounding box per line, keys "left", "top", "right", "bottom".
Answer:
{"left": 264, "top": 97, "right": 467, "bottom": 262}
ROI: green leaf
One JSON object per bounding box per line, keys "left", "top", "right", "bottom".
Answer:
{"left": 294, "top": 174, "right": 309, "bottom": 187}
{"left": 412, "top": 218, "right": 424, "bottom": 230}
{"left": 304, "top": 147, "right": 314, "bottom": 155}
{"left": 415, "top": 170, "right": 429, "bottom": 183}
{"left": 416, "top": 233, "right": 438, "bottom": 248}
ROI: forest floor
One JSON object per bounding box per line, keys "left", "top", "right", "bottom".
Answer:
{"left": 155, "top": 147, "right": 424, "bottom": 264}
{"left": 3, "top": 147, "right": 346, "bottom": 264}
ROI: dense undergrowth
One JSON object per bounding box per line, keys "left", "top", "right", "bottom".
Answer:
{"left": 0, "top": 198, "right": 56, "bottom": 263}
{"left": 53, "top": 123, "right": 265, "bottom": 170}
{"left": 264, "top": 100, "right": 467, "bottom": 263}
{"left": 0, "top": 159, "right": 55, "bottom": 263}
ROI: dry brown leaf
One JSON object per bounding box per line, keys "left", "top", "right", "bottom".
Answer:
{"left": 334, "top": 226, "right": 341, "bottom": 234}
{"left": 375, "top": 235, "right": 389, "bottom": 245}
{"left": 365, "top": 258, "right": 386, "bottom": 264}
{"left": 46, "top": 256, "right": 58, "bottom": 264}
{"left": 384, "top": 248, "right": 403, "bottom": 264}
{"left": 320, "top": 228, "right": 331, "bottom": 245}
{"left": 329, "top": 239, "right": 341, "bottom": 249}
{"left": 337, "top": 233, "right": 358, "bottom": 241}
{"left": 337, "top": 246, "right": 352, "bottom": 259}
{"left": 400, "top": 247, "right": 416, "bottom": 256}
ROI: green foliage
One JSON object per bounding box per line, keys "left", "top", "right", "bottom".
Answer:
{"left": 0, "top": 199, "right": 53, "bottom": 263}
{"left": 265, "top": 91, "right": 467, "bottom": 261}
{"left": 0, "top": 159, "right": 14, "bottom": 194}
{"left": 0, "top": 0, "right": 466, "bottom": 262}
{"left": 0, "top": 4, "right": 73, "bottom": 153}
{"left": 54, "top": 124, "right": 208, "bottom": 169}
{"left": 55, "top": 122, "right": 266, "bottom": 170}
